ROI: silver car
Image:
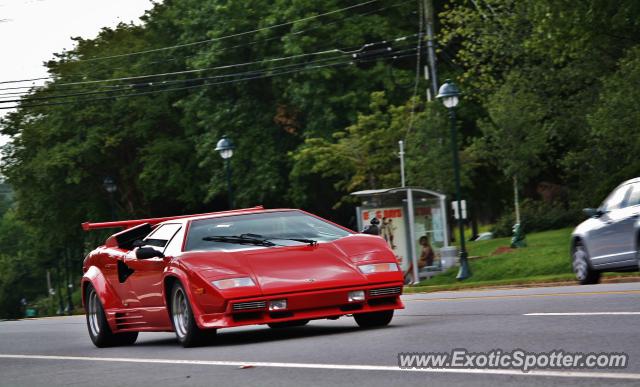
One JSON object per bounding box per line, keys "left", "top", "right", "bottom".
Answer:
{"left": 571, "top": 177, "right": 640, "bottom": 284}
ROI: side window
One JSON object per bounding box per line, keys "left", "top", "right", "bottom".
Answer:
{"left": 602, "top": 185, "right": 633, "bottom": 211}
{"left": 164, "top": 226, "right": 185, "bottom": 256}
{"left": 144, "top": 224, "right": 181, "bottom": 250}
{"left": 626, "top": 183, "right": 640, "bottom": 208}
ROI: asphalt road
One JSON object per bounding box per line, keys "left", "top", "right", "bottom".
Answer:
{"left": 1, "top": 282, "right": 640, "bottom": 386}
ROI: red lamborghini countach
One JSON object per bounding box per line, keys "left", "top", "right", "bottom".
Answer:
{"left": 81, "top": 206, "right": 404, "bottom": 347}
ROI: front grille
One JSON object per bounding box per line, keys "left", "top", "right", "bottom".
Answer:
{"left": 232, "top": 301, "right": 266, "bottom": 311}
{"left": 369, "top": 287, "right": 402, "bottom": 297}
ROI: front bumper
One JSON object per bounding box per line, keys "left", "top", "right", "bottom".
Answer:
{"left": 196, "top": 282, "right": 404, "bottom": 329}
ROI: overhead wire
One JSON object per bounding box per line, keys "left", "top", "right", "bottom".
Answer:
{"left": 0, "top": 0, "right": 415, "bottom": 92}
{"left": 68, "top": 0, "right": 382, "bottom": 63}
{"left": 0, "top": 34, "right": 418, "bottom": 102}
{"left": 1, "top": 45, "right": 419, "bottom": 105}
{"left": 0, "top": 52, "right": 351, "bottom": 103}
{"left": 404, "top": 0, "right": 424, "bottom": 140}
{"left": 0, "top": 49, "right": 419, "bottom": 110}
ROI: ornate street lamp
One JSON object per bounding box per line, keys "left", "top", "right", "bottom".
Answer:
{"left": 436, "top": 79, "right": 471, "bottom": 280}
{"left": 215, "top": 136, "right": 235, "bottom": 209}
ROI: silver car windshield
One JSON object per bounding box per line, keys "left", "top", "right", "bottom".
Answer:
{"left": 185, "top": 211, "right": 351, "bottom": 251}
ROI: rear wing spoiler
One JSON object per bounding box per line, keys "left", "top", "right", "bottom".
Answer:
{"left": 81, "top": 206, "right": 265, "bottom": 231}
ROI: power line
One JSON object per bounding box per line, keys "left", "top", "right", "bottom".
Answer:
{"left": 0, "top": 52, "right": 349, "bottom": 103}
{"left": 0, "top": 0, "right": 414, "bottom": 87}
{"left": 0, "top": 34, "right": 417, "bottom": 98}
{"left": 0, "top": 77, "right": 49, "bottom": 85}
{"left": 0, "top": 48, "right": 339, "bottom": 90}
{"left": 0, "top": 50, "right": 418, "bottom": 110}
{"left": 73, "top": 0, "right": 380, "bottom": 62}
{"left": 1, "top": 46, "right": 418, "bottom": 105}
{"left": 405, "top": 0, "right": 425, "bottom": 139}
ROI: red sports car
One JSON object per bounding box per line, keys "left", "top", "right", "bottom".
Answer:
{"left": 81, "top": 206, "right": 404, "bottom": 347}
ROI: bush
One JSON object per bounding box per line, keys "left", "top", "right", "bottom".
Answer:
{"left": 492, "top": 200, "right": 582, "bottom": 237}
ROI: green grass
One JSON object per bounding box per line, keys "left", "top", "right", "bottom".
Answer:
{"left": 409, "top": 228, "right": 576, "bottom": 291}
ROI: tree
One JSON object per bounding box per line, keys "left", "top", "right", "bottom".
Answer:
{"left": 291, "top": 91, "right": 473, "bottom": 210}
{"left": 565, "top": 46, "right": 640, "bottom": 203}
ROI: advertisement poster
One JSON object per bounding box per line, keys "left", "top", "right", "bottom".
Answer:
{"left": 414, "top": 205, "right": 444, "bottom": 268}
{"left": 361, "top": 208, "right": 408, "bottom": 271}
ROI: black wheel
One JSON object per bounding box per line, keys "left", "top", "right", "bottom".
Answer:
{"left": 268, "top": 320, "right": 310, "bottom": 329}
{"left": 170, "top": 282, "right": 215, "bottom": 347}
{"left": 85, "top": 284, "right": 138, "bottom": 347}
{"left": 572, "top": 243, "right": 601, "bottom": 285}
{"left": 354, "top": 310, "right": 394, "bottom": 328}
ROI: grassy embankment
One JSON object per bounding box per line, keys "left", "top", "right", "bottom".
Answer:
{"left": 406, "top": 228, "right": 638, "bottom": 293}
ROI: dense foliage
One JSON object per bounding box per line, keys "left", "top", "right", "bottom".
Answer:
{"left": 1, "top": 0, "right": 639, "bottom": 317}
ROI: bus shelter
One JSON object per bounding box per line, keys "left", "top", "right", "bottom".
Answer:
{"left": 351, "top": 187, "right": 450, "bottom": 283}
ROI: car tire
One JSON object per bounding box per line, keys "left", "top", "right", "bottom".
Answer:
{"left": 170, "top": 282, "right": 215, "bottom": 347}
{"left": 267, "top": 320, "right": 310, "bottom": 329}
{"left": 85, "top": 284, "right": 138, "bottom": 347}
{"left": 572, "top": 243, "right": 601, "bottom": 285}
{"left": 353, "top": 310, "right": 394, "bottom": 328}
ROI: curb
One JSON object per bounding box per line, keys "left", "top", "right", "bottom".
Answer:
{"left": 404, "top": 275, "right": 640, "bottom": 294}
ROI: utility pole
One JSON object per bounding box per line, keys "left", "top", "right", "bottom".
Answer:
{"left": 46, "top": 270, "right": 53, "bottom": 315}
{"left": 65, "top": 249, "right": 73, "bottom": 315}
{"left": 423, "top": 0, "right": 439, "bottom": 100}
{"left": 398, "top": 140, "right": 406, "bottom": 187}
{"left": 513, "top": 176, "right": 521, "bottom": 224}
{"left": 55, "top": 266, "right": 64, "bottom": 315}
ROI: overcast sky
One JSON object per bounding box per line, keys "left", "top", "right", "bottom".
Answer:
{"left": 0, "top": 0, "right": 155, "bottom": 146}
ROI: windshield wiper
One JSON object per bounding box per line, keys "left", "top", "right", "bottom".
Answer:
{"left": 281, "top": 237, "right": 317, "bottom": 246}
{"left": 244, "top": 233, "right": 318, "bottom": 246}
{"left": 202, "top": 234, "right": 276, "bottom": 247}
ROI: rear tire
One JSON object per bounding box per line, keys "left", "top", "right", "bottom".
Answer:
{"left": 268, "top": 320, "right": 310, "bottom": 329}
{"left": 85, "top": 284, "right": 138, "bottom": 347}
{"left": 354, "top": 310, "right": 394, "bottom": 328}
{"left": 572, "top": 243, "right": 601, "bottom": 285}
{"left": 170, "top": 282, "right": 215, "bottom": 347}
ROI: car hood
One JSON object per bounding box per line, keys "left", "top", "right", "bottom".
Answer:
{"left": 178, "top": 235, "right": 393, "bottom": 295}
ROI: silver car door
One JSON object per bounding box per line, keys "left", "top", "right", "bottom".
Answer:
{"left": 608, "top": 183, "right": 640, "bottom": 267}
{"left": 587, "top": 184, "right": 632, "bottom": 266}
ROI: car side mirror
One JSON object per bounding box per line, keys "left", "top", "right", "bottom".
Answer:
{"left": 135, "top": 247, "right": 165, "bottom": 259}
{"left": 583, "top": 208, "right": 604, "bottom": 218}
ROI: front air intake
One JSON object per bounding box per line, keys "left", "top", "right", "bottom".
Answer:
{"left": 232, "top": 301, "right": 267, "bottom": 311}
{"left": 369, "top": 287, "right": 402, "bottom": 297}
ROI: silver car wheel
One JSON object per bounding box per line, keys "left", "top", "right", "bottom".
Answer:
{"left": 573, "top": 246, "right": 588, "bottom": 281}
{"left": 87, "top": 289, "right": 101, "bottom": 337}
{"left": 172, "top": 288, "right": 189, "bottom": 339}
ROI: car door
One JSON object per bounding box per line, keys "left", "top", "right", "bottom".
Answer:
{"left": 102, "top": 248, "right": 137, "bottom": 307}
{"left": 126, "top": 223, "right": 182, "bottom": 308}
{"left": 609, "top": 182, "right": 640, "bottom": 267}
{"left": 588, "top": 184, "right": 634, "bottom": 267}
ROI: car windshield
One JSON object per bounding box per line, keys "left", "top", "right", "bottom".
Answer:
{"left": 184, "top": 211, "right": 351, "bottom": 251}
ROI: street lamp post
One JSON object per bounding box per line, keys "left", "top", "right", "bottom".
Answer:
{"left": 103, "top": 177, "right": 117, "bottom": 221}
{"left": 436, "top": 79, "right": 471, "bottom": 280}
{"left": 215, "top": 136, "right": 235, "bottom": 209}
